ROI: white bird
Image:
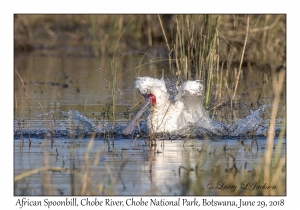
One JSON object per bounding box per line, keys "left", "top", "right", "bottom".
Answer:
{"left": 122, "top": 76, "right": 228, "bottom": 136}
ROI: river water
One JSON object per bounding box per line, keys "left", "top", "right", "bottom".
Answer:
{"left": 14, "top": 50, "right": 286, "bottom": 195}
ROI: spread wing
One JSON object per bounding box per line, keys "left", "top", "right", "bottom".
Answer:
{"left": 175, "top": 80, "right": 205, "bottom": 125}
{"left": 134, "top": 76, "right": 167, "bottom": 96}
{"left": 175, "top": 80, "right": 228, "bottom": 135}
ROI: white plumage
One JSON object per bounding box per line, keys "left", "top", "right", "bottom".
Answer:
{"left": 134, "top": 77, "right": 168, "bottom": 95}
{"left": 122, "top": 76, "right": 225, "bottom": 136}
{"left": 136, "top": 77, "right": 204, "bottom": 134}
{"left": 121, "top": 76, "right": 268, "bottom": 137}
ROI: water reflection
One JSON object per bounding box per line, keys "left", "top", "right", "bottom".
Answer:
{"left": 14, "top": 51, "right": 286, "bottom": 195}
{"left": 14, "top": 137, "right": 286, "bottom": 196}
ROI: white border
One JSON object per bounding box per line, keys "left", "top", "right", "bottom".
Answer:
{"left": 2, "top": 0, "right": 297, "bottom": 208}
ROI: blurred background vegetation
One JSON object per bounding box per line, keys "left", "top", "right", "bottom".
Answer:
{"left": 14, "top": 14, "right": 285, "bottom": 66}
{"left": 14, "top": 14, "right": 286, "bottom": 124}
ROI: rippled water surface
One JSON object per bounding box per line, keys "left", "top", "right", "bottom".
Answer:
{"left": 14, "top": 136, "right": 286, "bottom": 196}
{"left": 14, "top": 51, "right": 286, "bottom": 195}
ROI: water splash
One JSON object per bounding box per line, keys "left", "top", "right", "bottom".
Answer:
{"left": 66, "top": 110, "right": 96, "bottom": 132}
{"left": 126, "top": 105, "right": 278, "bottom": 138}
{"left": 229, "top": 106, "right": 268, "bottom": 136}
{"left": 14, "top": 106, "right": 280, "bottom": 139}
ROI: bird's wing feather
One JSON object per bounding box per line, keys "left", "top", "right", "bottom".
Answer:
{"left": 175, "top": 80, "right": 205, "bottom": 125}
{"left": 135, "top": 76, "right": 167, "bottom": 95}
